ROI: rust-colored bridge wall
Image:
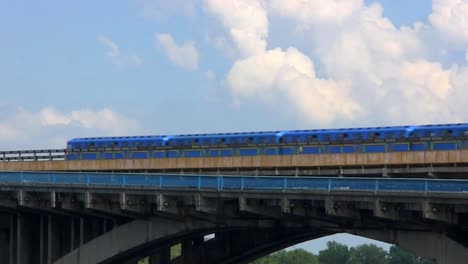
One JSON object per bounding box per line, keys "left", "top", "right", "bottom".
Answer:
{"left": 0, "top": 150, "right": 468, "bottom": 172}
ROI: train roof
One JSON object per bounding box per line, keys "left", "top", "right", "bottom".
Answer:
{"left": 67, "top": 123, "right": 468, "bottom": 143}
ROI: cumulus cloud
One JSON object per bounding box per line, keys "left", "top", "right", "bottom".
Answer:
{"left": 201, "top": 0, "right": 468, "bottom": 126}
{"left": 204, "top": 0, "right": 268, "bottom": 57}
{"left": 429, "top": 0, "right": 468, "bottom": 45}
{"left": 204, "top": 0, "right": 364, "bottom": 125}
{"left": 268, "top": 0, "right": 363, "bottom": 25}
{"left": 226, "top": 48, "right": 362, "bottom": 123}
{"left": 98, "top": 35, "right": 142, "bottom": 66}
{"left": 156, "top": 33, "right": 199, "bottom": 70}
{"left": 0, "top": 107, "right": 143, "bottom": 150}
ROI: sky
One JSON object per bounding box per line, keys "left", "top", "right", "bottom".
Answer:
{"left": 1, "top": 0, "right": 468, "bottom": 254}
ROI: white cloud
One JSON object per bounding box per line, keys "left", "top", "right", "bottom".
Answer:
{"left": 155, "top": 33, "right": 199, "bottom": 70}
{"left": 429, "top": 0, "right": 468, "bottom": 45}
{"left": 204, "top": 0, "right": 268, "bottom": 57}
{"left": 268, "top": 0, "right": 363, "bottom": 25}
{"left": 226, "top": 48, "right": 362, "bottom": 124}
{"left": 98, "top": 35, "right": 142, "bottom": 66}
{"left": 202, "top": 0, "right": 468, "bottom": 126}
{"left": 0, "top": 107, "right": 143, "bottom": 150}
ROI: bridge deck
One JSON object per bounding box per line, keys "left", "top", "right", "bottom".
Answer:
{"left": 1, "top": 150, "right": 468, "bottom": 175}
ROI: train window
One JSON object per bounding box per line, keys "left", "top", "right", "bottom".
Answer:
{"left": 87, "top": 143, "right": 95, "bottom": 148}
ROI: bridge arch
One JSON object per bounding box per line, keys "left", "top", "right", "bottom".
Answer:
{"left": 54, "top": 215, "right": 468, "bottom": 264}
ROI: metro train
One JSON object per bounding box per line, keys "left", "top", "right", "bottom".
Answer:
{"left": 65, "top": 123, "right": 468, "bottom": 160}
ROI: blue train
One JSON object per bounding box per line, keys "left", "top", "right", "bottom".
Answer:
{"left": 66, "top": 123, "right": 468, "bottom": 160}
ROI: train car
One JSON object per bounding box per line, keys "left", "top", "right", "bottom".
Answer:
{"left": 65, "top": 123, "right": 468, "bottom": 160}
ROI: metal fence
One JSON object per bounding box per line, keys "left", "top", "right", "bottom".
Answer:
{"left": 1, "top": 171, "right": 468, "bottom": 194}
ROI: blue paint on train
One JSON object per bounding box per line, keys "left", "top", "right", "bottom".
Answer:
{"left": 65, "top": 123, "right": 468, "bottom": 161}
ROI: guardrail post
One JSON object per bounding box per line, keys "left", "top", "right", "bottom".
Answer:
{"left": 197, "top": 176, "right": 201, "bottom": 190}
{"left": 20, "top": 172, "right": 23, "bottom": 184}
{"left": 52, "top": 173, "right": 56, "bottom": 185}
{"left": 375, "top": 179, "right": 379, "bottom": 195}
{"left": 86, "top": 175, "right": 90, "bottom": 186}
{"left": 159, "top": 175, "right": 162, "bottom": 188}
{"left": 122, "top": 175, "right": 126, "bottom": 187}
{"left": 241, "top": 177, "right": 244, "bottom": 190}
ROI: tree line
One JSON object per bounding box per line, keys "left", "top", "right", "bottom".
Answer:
{"left": 251, "top": 241, "right": 436, "bottom": 264}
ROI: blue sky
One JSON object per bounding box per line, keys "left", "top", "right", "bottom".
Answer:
{"left": 1, "top": 0, "right": 468, "bottom": 254}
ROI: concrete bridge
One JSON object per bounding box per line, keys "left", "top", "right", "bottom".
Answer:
{"left": 0, "top": 171, "right": 468, "bottom": 264}
{"left": 2, "top": 149, "right": 468, "bottom": 178}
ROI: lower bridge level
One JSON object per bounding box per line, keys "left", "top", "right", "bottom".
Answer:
{"left": 1, "top": 172, "right": 468, "bottom": 263}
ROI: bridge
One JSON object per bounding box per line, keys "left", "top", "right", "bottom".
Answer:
{"left": 2, "top": 148, "right": 468, "bottom": 178}
{"left": 0, "top": 171, "right": 468, "bottom": 264}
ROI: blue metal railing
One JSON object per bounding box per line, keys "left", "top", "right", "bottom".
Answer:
{"left": 1, "top": 171, "right": 468, "bottom": 194}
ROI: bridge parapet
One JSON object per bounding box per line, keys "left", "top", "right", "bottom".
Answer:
{"left": 2, "top": 150, "right": 468, "bottom": 178}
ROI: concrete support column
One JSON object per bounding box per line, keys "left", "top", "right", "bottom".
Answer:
{"left": 70, "top": 217, "right": 75, "bottom": 251}
{"left": 39, "top": 216, "right": 45, "bottom": 264}
{"left": 47, "top": 215, "right": 52, "bottom": 264}
{"left": 0, "top": 230, "right": 9, "bottom": 262}
{"left": 0, "top": 215, "right": 10, "bottom": 264}
{"left": 16, "top": 214, "right": 21, "bottom": 264}
{"left": 181, "top": 239, "right": 193, "bottom": 264}
{"left": 79, "top": 217, "right": 84, "bottom": 247}
{"left": 9, "top": 215, "right": 16, "bottom": 264}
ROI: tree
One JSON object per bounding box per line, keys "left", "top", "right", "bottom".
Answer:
{"left": 348, "top": 244, "right": 388, "bottom": 264}
{"left": 252, "top": 249, "right": 318, "bottom": 264}
{"left": 388, "top": 245, "right": 417, "bottom": 264}
{"left": 388, "top": 246, "right": 436, "bottom": 264}
{"left": 318, "top": 241, "right": 350, "bottom": 264}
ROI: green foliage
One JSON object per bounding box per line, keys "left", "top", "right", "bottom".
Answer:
{"left": 318, "top": 241, "right": 350, "bottom": 264}
{"left": 250, "top": 241, "right": 436, "bottom": 264}
{"left": 252, "top": 249, "right": 318, "bottom": 264}
{"left": 388, "top": 246, "right": 436, "bottom": 264}
{"left": 349, "top": 244, "right": 388, "bottom": 264}
{"left": 170, "top": 243, "right": 181, "bottom": 259}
